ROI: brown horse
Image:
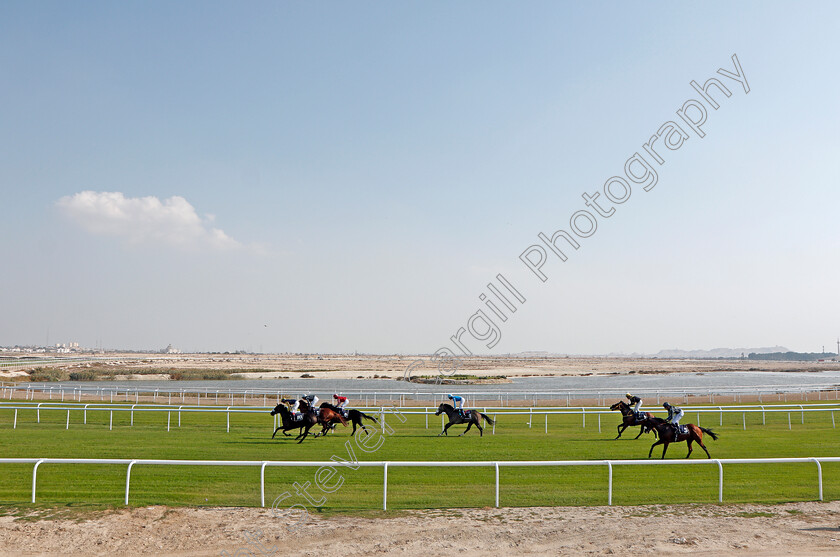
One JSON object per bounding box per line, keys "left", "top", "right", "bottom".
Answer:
{"left": 315, "top": 404, "right": 348, "bottom": 436}
{"left": 609, "top": 400, "right": 658, "bottom": 439}
{"left": 644, "top": 419, "right": 719, "bottom": 459}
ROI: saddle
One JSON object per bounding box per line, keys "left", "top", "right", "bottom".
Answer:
{"left": 633, "top": 412, "right": 645, "bottom": 421}
{"left": 341, "top": 409, "right": 349, "bottom": 419}
{"left": 460, "top": 409, "right": 472, "bottom": 419}
{"left": 672, "top": 424, "right": 687, "bottom": 440}
{"left": 292, "top": 412, "right": 304, "bottom": 422}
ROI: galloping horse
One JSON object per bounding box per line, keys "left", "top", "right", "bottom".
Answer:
{"left": 319, "top": 403, "right": 379, "bottom": 435}
{"left": 644, "top": 418, "right": 719, "bottom": 459}
{"left": 270, "top": 403, "right": 317, "bottom": 443}
{"left": 315, "top": 404, "right": 347, "bottom": 436}
{"left": 435, "top": 403, "right": 495, "bottom": 437}
{"left": 609, "top": 400, "right": 658, "bottom": 439}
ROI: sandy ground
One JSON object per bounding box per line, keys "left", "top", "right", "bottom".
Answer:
{"left": 4, "top": 353, "right": 840, "bottom": 380}
{"left": 2, "top": 502, "right": 840, "bottom": 556}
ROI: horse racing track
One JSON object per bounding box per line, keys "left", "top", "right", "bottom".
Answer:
{"left": 1, "top": 401, "right": 839, "bottom": 511}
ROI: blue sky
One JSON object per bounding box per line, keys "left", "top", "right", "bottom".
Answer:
{"left": 1, "top": 1, "right": 839, "bottom": 354}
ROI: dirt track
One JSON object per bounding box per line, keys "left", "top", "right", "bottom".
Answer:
{"left": 2, "top": 501, "right": 840, "bottom": 556}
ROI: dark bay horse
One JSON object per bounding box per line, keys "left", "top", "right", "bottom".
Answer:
{"left": 644, "top": 419, "right": 719, "bottom": 459}
{"left": 270, "top": 403, "right": 317, "bottom": 443}
{"left": 320, "top": 403, "right": 379, "bottom": 435}
{"left": 609, "top": 400, "right": 658, "bottom": 439}
{"left": 435, "top": 403, "right": 495, "bottom": 437}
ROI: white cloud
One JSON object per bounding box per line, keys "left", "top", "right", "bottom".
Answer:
{"left": 56, "top": 191, "right": 242, "bottom": 251}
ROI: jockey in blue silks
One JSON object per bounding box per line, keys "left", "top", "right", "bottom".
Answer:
{"left": 448, "top": 394, "right": 466, "bottom": 416}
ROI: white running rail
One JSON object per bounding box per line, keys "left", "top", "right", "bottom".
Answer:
{"left": 2, "top": 457, "right": 838, "bottom": 509}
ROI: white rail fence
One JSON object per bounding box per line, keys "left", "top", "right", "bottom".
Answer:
{"left": 2, "top": 457, "right": 838, "bottom": 509}
{"left": 3, "top": 382, "right": 840, "bottom": 408}
{"left": 2, "top": 402, "right": 840, "bottom": 434}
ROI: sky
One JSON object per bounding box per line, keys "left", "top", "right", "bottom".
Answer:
{"left": 1, "top": 1, "right": 839, "bottom": 355}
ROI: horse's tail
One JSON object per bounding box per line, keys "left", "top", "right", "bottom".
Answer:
{"left": 478, "top": 412, "right": 495, "bottom": 425}
{"left": 357, "top": 411, "right": 378, "bottom": 423}
{"left": 699, "top": 427, "right": 719, "bottom": 441}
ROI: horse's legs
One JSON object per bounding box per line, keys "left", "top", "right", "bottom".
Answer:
{"left": 633, "top": 425, "right": 645, "bottom": 439}
{"left": 476, "top": 420, "right": 483, "bottom": 437}
{"left": 460, "top": 422, "right": 473, "bottom": 437}
{"left": 697, "top": 434, "right": 711, "bottom": 458}
{"left": 648, "top": 438, "right": 663, "bottom": 458}
{"left": 660, "top": 441, "right": 670, "bottom": 459}
{"left": 297, "top": 425, "right": 311, "bottom": 444}
{"left": 686, "top": 439, "right": 694, "bottom": 458}
{"left": 615, "top": 423, "right": 626, "bottom": 439}
{"left": 439, "top": 422, "right": 453, "bottom": 436}
{"left": 350, "top": 421, "right": 358, "bottom": 436}
{"left": 272, "top": 426, "right": 283, "bottom": 439}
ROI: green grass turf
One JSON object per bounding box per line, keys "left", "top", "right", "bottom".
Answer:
{"left": 0, "top": 403, "right": 838, "bottom": 511}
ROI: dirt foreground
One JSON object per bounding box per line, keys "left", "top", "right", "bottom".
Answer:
{"left": 2, "top": 501, "right": 840, "bottom": 556}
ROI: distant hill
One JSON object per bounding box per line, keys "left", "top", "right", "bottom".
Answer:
{"left": 748, "top": 351, "right": 837, "bottom": 361}
{"left": 651, "top": 346, "right": 789, "bottom": 359}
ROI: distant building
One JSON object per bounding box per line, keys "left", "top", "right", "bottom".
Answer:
{"left": 162, "top": 344, "right": 181, "bottom": 354}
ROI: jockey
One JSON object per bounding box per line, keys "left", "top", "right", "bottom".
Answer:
{"left": 303, "top": 394, "right": 319, "bottom": 413}
{"left": 663, "top": 402, "right": 684, "bottom": 439}
{"left": 626, "top": 393, "right": 643, "bottom": 416}
{"left": 447, "top": 394, "right": 465, "bottom": 416}
{"left": 333, "top": 394, "right": 348, "bottom": 411}
{"left": 290, "top": 398, "right": 301, "bottom": 415}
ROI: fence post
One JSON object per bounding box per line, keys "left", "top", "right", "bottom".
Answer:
{"left": 14, "top": 408, "right": 18, "bottom": 429}
{"left": 492, "top": 415, "right": 496, "bottom": 435}
{"left": 261, "top": 462, "right": 268, "bottom": 507}
{"left": 31, "top": 459, "right": 46, "bottom": 502}
{"left": 84, "top": 404, "right": 89, "bottom": 425}
{"left": 545, "top": 413, "right": 548, "bottom": 434}
{"left": 495, "top": 462, "right": 500, "bottom": 508}
{"left": 125, "top": 460, "right": 137, "bottom": 505}
{"left": 37, "top": 403, "right": 42, "bottom": 423}
{"left": 383, "top": 463, "right": 388, "bottom": 511}
{"left": 66, "top": 409, "right": 70, "bottom": 430}
{"left": 110, "top": 411, "right": 113, "bottom": 431}
{"left": 227, "top": 407, "right": 231, "bottom": 433}
{"left": 812, "top": 458, "right": 823, "bottom": 501}
{"left": 607, "top": 461, "right": 613, "bottom": 506}
{"left": 716, "top": 460, "right": 723, "bottom": 503}
{"left": 167, "top": 411, "right": 171, "bottom": 432}
{"left": 131, "top": 405, "right": 135, "bottom": 426}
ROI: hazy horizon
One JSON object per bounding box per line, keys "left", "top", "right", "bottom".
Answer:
{"left": 2, "top": 2, "right": 839, "bottom": 355}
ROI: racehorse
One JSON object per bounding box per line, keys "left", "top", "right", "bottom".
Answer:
{"left": 270, "top": 403, "right": 317, "bottom": 443}
{"left": 319, "top": 403, "right": 379, "bottom": 435}
{"left": 609, "top": 400, "right": 659, "bottom": 439}
{"left": 435, "top": 403, "right": 495, "bottom": 437}
{"left": 643, "top": 418, "right": 719, "bottom": 459}
{"left": 314, "top": 404, "right": 348, "bottom": 436}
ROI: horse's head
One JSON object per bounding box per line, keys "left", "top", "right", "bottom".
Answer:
{"left": 435, "top": 403, "right": 449, "bottom": 416}
{"left": 270, "top": 403, "right": 285, "bottom": 416}
{"left": 609, "top": 401, "right": 623, "bottom": 411}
